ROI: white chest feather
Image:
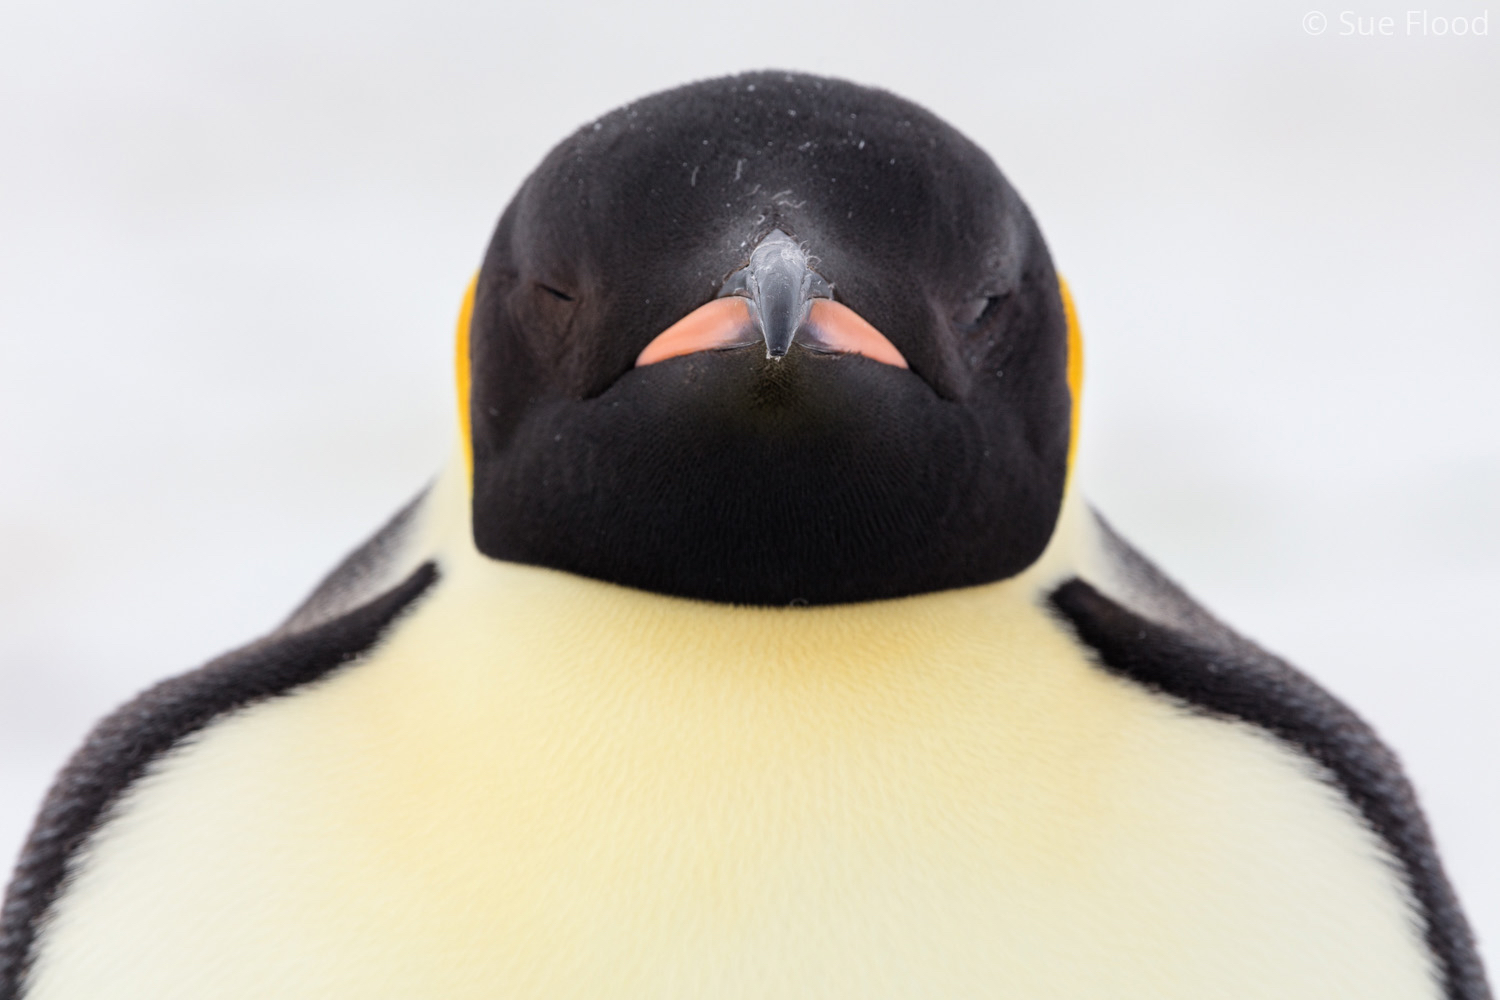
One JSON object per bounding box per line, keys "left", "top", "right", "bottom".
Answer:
{"left": 27, "top": 551, "right": 1435, "bottom": 998}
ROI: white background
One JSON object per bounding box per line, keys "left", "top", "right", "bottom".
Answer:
{"left": 2, "top": 0, "right": 1496, "bottom": 973}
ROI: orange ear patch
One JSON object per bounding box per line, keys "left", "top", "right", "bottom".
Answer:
{"left": 455, "top": 273, "right": 478, "bottom": 480}
{"left": 1057, "top": 275, "right": 1083, "bottom": 481}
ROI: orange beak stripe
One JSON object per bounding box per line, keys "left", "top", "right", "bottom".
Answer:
{"left": 805, "top": 300, "right": 908, "bottom": 368}
{"left": 636, "top": 297, "right": 908, "bottom": 369}
{"left": 635, "top": 297, "right": 756, "bottom": 367}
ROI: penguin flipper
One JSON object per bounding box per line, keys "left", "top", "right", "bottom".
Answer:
{"left": 1051, "top": 520, "right": 1489, "bottom": 1000}
{"left": 276, "top": 487, "right": 430, "bottom": 636}
{"left": 0, "top": 561, "right": 438, "bottom": 999}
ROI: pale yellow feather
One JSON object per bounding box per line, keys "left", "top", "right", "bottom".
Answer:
{"left": 26, "top": 462, "right": 1435, "bottom": 999}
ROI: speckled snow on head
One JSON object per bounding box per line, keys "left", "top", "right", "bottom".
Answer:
{"left": 466, "top": 72, "right": 1071, "bottom": 605}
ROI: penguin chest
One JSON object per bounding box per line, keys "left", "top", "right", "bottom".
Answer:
{"left": 27, "top": 566, "right": 1434, "bottom": 999}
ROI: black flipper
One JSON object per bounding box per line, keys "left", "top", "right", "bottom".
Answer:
{"left": 1050, "top": 526, "right": 1488, "bottom": 1000}
{"left": 275, "top": 487, "right": 428, "bottom": 636}
{"left": 0, "top": 562, "right": 439, "bottom": 999}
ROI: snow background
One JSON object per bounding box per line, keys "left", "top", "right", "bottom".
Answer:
{"left": 2, "top": 0, "right": 1496, "bottom": 970}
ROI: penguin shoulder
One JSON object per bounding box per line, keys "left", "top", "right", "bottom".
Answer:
{"left": 0, "top": 559, "right": 438, "bottom": 997}
{"left": 1055, "top": 509, "right": 1485, "bottom": 1000}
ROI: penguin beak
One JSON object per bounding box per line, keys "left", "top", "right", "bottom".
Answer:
{"left": 635, "top": 230, "right": 908, "bottom": 369}
{"left": 738, "top": 229, "right": 823, "bottom": 359}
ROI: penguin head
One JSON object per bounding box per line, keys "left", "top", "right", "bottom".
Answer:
{"left": 461, "top": 71, "right": 1079, "bottom": 605}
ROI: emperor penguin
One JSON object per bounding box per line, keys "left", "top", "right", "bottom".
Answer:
{"left": 0, "top": 72, "right": 1488, "bottom": 1000}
